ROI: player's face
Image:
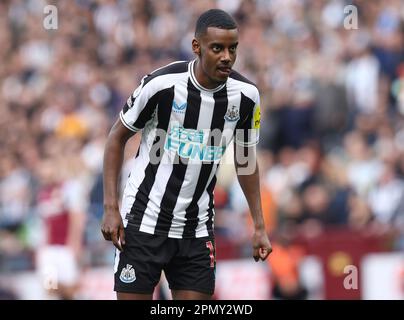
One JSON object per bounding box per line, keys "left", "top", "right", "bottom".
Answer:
{"left": 193, "top": 27, "right": 238, "bottom": 88}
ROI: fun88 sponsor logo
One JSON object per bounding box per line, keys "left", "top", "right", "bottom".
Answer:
{"left": 164, "top": 124, "right": 226, "bottom": 162}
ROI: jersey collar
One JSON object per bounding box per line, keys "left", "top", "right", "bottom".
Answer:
{"left": 189, "top": 60, "right": 227, "bottom": 93}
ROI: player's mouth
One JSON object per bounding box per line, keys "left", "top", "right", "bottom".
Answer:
{"left": 217, "top": 66, "right": 231, "bottom": 77}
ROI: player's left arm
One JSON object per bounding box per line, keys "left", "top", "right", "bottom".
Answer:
{"left": 233, "top": 88, "right": 272, "bottom": 261}
{"left": 234, "top": 145, "right": 272, "bottom": 261}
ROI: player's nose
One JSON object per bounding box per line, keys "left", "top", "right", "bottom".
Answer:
{"left": 220, "top": 49, "right": 231, "bottom": 63}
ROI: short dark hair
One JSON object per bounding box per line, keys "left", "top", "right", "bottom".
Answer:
{"left": 195, "top": 9, "right": 238, "bottom": 38}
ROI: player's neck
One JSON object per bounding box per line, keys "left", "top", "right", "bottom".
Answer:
{"left": 193, "top": 60, "right": 224, "bottom": 90}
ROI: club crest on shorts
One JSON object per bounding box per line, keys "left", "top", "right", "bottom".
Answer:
{"left": 224, "top": 106, "right": 240, "bottom": 122}
{"left": 120, "top": 264, "right": 136, "bottom": 283}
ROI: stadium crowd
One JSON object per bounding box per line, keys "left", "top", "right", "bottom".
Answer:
{"left": 0, "top": 0, "right": 404, "bottom": 299}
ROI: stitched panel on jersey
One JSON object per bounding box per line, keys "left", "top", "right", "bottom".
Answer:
{"left": 182, "top": 86, "right": 228, "bottom": 237}
{"left": 127, "top": 87, "right": 174, "bottom": 227}
{"left": 154, "top": 79, "right": 202, "bottom": 236}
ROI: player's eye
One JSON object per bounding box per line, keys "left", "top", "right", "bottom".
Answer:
{"left": 229, "top": 46, "right": 237, "bottom": 53}
{"left": 212, "top": 45, "right": 222, "bottom": 53}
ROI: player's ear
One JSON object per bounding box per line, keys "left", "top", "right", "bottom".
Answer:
{"left": 192, "top": 38, "right": 201, "bottom": 56}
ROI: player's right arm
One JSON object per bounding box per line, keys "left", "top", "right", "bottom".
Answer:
{"left": 101, "top": 119, "right": 135, "bottom": 251}
{"left": 101, "top": 63, "right": 172, "bottom": 249}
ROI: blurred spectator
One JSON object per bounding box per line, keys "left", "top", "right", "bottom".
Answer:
{"left": 344, "top": 131, "right": 383, "bottom": 197}
{"left": 345, "top": 30, "right": 380, "bottom": 115}
{"left": 0, "top": 154, "right": 32, "bottom": 229}
{"left": 267, "top": 222, "right": 308, "bottom": 300}
{"left": 34, "top": 156, "right": 87, "bottom": 300}
{"left": 368, "top": 163, "right": 404, "bottom": 225}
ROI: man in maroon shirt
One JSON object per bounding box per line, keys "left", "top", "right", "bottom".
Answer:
{"left": 35, "top": 158, "right": 86, "bottom": 299}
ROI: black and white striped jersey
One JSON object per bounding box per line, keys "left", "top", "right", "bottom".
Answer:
{"left": 119, "top": 60, "right": 261, "bottom": 239}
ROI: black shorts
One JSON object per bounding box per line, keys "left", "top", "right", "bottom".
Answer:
{"left": 114, "top": 224, "right": 216, "bottom": 295}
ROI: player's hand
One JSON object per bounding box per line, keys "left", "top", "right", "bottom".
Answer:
{"left": 101, "top": 206, "right": 126, "bottom": 252}
{"left": 252, "top": 227, "right": 272, "bottom": 262}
